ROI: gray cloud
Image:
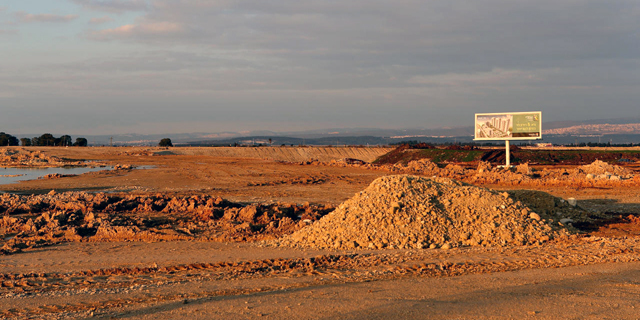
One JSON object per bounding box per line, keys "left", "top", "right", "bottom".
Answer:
{"left": 87, "top": 1, "right": 640, "bottom": 76}
{"left": 71, "top": 0, "right": 149, "bottom": 14}
{"left": 39, "top": 1, "right": 640, "bottom": 84}
{"left": 14, "top": 11, "right": 78, "bottom": 23}
{"left": 2, "top": 0, "right": 640, "bottom": 134}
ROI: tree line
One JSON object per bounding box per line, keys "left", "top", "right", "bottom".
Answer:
{"left": 0, "top": 132, "right": 87, "bottom": 147}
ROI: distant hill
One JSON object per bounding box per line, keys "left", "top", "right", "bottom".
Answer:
{"left": 543, "top": 117, "right": 640, "bottom": 129}
{"left": 543, "top": 123, "right": 640, "bottom": 135}
{"left": 13, "top": 117, "right": 639, "bottom": 146}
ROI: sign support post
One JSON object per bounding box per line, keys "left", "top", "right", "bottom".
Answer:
{"left": 505, "top": 140, "right": 510, "bottom": 168}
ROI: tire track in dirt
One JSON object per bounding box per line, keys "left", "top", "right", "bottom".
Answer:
{"left": 2, "top": 236, "right": 640, "bottom": 319}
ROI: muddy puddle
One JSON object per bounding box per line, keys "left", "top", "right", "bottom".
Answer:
{"left": 0, "top": 166, "right": 111, "bottom": 185}
{"left": 0, "top": 166, "right": 155, "bottom": 185}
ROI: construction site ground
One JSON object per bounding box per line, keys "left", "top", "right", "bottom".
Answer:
{"left": 1, "top": 146, "right": 640, "bottom": 319}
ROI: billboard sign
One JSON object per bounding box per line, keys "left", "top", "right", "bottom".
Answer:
{"left": 474, "top": 111, "right": 542, "bottom": 140}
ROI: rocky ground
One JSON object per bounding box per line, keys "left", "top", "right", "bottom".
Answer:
{"left": 0, "top": 191, "right": 333, "bottom": 254}
{"left": 1, "top": 146, "right": 640, "bottom": 319}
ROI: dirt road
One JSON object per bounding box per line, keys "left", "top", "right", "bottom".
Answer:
{"left": 2, "top": 237, "right": 640, "bottom": 319}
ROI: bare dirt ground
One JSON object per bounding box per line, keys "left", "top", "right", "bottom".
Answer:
{"left": 1, "top": 146, "right": 640, "bottom": 319}
{"left": 1, "top": 147, "right": 391, "bottom": 204}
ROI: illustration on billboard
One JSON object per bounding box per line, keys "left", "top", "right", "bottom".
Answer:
{"left": 475, "top": 112, "right": 541, "bottom": 140}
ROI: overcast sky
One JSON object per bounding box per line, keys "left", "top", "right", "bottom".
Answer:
{"left": 1, "top": 0, "right": 638, "bottom": 135}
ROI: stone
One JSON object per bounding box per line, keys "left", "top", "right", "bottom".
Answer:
{"left": 559, "top": 218, "right": 573, "bottom": 224}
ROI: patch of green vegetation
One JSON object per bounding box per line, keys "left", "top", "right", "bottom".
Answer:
{"left": 462, "top": 151, "right": 483, "bottom": 162}
{"left": 430, "top": 152, "right": 447, "bottom": 163}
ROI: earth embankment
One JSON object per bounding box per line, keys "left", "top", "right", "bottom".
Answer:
{"left": 168, "top": 146, "right": 392, "bottom": 163}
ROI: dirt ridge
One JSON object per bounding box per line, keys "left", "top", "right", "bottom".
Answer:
{"left": 168, "top": 147, "right": 392, "bottom": 163}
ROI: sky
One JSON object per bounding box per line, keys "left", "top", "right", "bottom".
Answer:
{"left": 0, "top": 0, "right": 639, "bottom": 135}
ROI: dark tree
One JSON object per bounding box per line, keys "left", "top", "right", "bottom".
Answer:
{"left": 58, "top": 135, "right": 72, "bottom": 147}
{"left": 20, "top": 138, "right": 31, "bottom": 146}
{"left": 158, "top": 138, "right": 173, "bottom": 147}
{"left": 37, "top": 133, "right": 56, "bottom": 146}
{"left": 0, "top": 132, "right": 19, "bottom": 146}
{"left": 73, "top": 137, "right": 88, "bottom": 147}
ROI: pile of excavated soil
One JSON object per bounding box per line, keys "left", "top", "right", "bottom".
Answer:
{"left": 378, "top": 159, "right": 637, "bottom": 186}
{"left": 578, "top": 159, "right": 634, "bottom": 177}
{"left": 279, "top": 175, "right": 578, "bottom": 250}
{"left": 0, "top": 192, "right": 333, "bottom": 254}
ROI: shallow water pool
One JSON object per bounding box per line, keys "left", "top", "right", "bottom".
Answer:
{"left": 0, "top": 166, "right": 112, "bottom": 185}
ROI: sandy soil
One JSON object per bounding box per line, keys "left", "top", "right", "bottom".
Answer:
{"left": 1, "top": 146, "right": 640, "bottom": 319}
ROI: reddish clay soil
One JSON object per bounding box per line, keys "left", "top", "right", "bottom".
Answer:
{"left": 1, "top": 146, "right": 640, "bottom": 319}
{"left": 590, "top": 214, "right": 640, "bottom": 238}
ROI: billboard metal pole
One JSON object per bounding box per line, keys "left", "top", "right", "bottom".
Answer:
{"left": 505, "top": 140, "right": 510, "bottom": 168}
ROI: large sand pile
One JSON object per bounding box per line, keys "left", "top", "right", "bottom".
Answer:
{"left": 280, "top": 175, "right": 575, "bottom": 250}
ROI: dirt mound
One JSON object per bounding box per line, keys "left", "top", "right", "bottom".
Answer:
{"left": 506, "top": 190, "right": 605, "bottom": 222}
{"left": 41, "top": 173, "right": 77, "bottom": 179}
{"left": 578, "top": 159, "right": 633, "bottom": 177}
{"left": 0, "top": 192, "right": 333, "bottom": 254}
{"left": 377, "top": 158, "right": 636, "bottom": 187}
{"left": 0, "top": 148, "right": 88, "bottom": 167}
{"left": 387, "top": 159, "right": 467, "bottom": 179}
{"left": 278, "top": 175, "right": 576, "bottom": 250}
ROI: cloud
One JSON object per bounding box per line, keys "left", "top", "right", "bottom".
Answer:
{"left": 89, "top": 15, "right": 114, "bottom": 24}
{"left": 89, "top": 21, "right": 184, "bottom": 40}
{"left": 4, "top": 0, "right": 640, "bottom": 134}
{"left": 84, "top": 0, "right": 640, "bottom": 71}
{"left": 72, "top": 0, "right": 149, "bottom": 13}
{"left": 15, "top": 11, "right": 78, "bottom": 23}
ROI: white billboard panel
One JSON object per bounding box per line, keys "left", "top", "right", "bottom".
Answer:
{"left": 474, "top": 111, "right": 542, "bottom": 141}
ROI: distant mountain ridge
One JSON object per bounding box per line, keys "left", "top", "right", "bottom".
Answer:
{"left": 542, "top": 117, "right": 640, "bottom": 130}
{"left": 543, "top": 123, "right": 640, "bottom": 135}
{"left": 12, "top": 117, "right": 640, "bottom": 146}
